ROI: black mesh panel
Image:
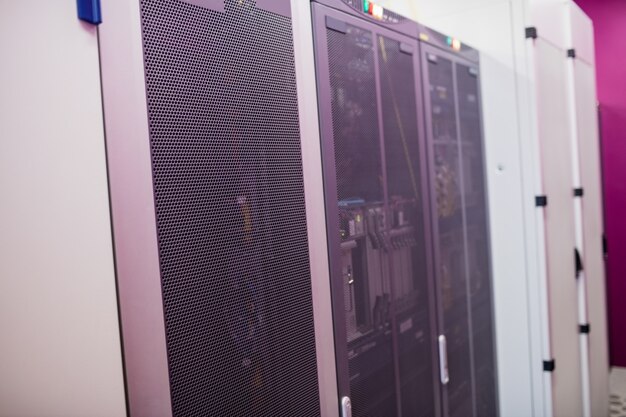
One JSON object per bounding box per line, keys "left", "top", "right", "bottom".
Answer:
{"left": 428, "top": 56, "right": 474, "bottom": 417}
{"left": 327, "top": 23, "right": 397, "bottom": 417}
{"left": 378, "top": 35, "right": 436, "bottom": 417}
{"left": 139, "top": 0, "right": 320, "bottom": 415}
{"left": 456, "top": 63, "right": 497, "bottom": 417}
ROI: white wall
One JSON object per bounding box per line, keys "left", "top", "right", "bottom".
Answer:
{"left": 0, "top": 1, "right": 126, "bottom": 416}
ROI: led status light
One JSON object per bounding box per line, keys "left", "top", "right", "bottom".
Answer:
{"left": 446, "top": 36, "right": 462, "bottom": 51}
{"left": 372, "top": 4, "right": 384, "bottom": 19}
{"left": 363, "top": 0, "right": 384, "bottom": 19}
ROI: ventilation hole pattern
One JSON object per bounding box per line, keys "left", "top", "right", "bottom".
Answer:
{"left": 327, "top": 24, "right": 397, "bottom": 417}
{"left": 426, "top": 56, "right": 474, "bottom": 417}
{"left": 456, "top": 63, "right": 497, "bottom": 417}
{"left": 378, "top": 36, "right": 436, "bottom": 417}
{"left": 139, "top": 0, "right": 320, "bottom": 415}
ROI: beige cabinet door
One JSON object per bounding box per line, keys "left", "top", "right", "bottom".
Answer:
{"left": 0, "top": 2, "right": 126, "bottom": 416}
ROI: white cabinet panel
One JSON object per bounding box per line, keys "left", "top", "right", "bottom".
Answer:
{"left": 574, "top": 60, "right": 609, "bottom": 417}
{"left": 533, "top": 37, "right": 582, "bottom": 417}
{"left": 0, "top": 1, "right": 126, "bottom": 416}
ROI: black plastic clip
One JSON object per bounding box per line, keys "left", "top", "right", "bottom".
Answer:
{"left": 579, "top": 324, "right": 591, "bottom": 334}
{"left": 603, "top": 234, "right": 608, "bottom": 258}
{"left": 567, "top": 48, "right": 576, "bottom": 59}
{"left": 574, "top": 187, "right": 584, "bottom": 197}
{"left": 543, "top": 359, "right": 555, "bottom": 372}
{"left": 575, "top": 248, "right": 584, "bottom": 278}
{"left": 526, "top": 27, "right": 538, "bottom": 39}
{"left": 535, "top": 195, "right": 548, "bottom": 207}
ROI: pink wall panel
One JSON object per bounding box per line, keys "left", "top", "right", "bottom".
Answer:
{"left": 575, "top": 0, "right": 626, "bottom": 366}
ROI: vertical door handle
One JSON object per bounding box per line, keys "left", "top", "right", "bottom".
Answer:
{"left": 341, "top": 396, "right": 352, "bottom": 417}
{"left": 438, "top": 335, "right": 449, "bottom": 385}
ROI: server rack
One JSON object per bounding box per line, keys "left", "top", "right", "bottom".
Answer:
{"left": 100, "top": 0, "right": 330, "bottom": 415}
{"left": 311, "top": 2, "right": 440, "bottom": 416}
{"left": 311, "top": 1, "right": 498, "bottom": 416}
{"left": 410, "top": 0, "right": 608, "bottom": 415}
{"left": 419, "top": 27, "right": 498, "bottom": 417}
{"left": 2, "top": 0, "right": 337, "bottom": 415}
{"left": 526, "top": 5, "right": 584, "bottom": 414}
{"left": 564, "top": 3, "right": 610, "bottom": 416}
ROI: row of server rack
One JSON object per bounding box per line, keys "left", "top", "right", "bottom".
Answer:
{"left": 0, "top": 0, "right": 606, "bottom": 416}
{"left": 408, "top": 0, "right": 610, "bottom": 416}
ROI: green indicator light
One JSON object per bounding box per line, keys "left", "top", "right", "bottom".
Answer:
{"left": 446, "top": 36, "right": 453, "bottom": 46}
{"left": 363, "top": 0, "right": 369, "bottom": 13}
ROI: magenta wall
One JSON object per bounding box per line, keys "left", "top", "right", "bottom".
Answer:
{"left": 575, "top": 0, "right": 626, "bottom": 366}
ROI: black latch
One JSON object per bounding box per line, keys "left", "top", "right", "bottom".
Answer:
{"left": 574, "top": 187, "right": 584, "bottom": 197}
{"left": 603, "top": 234, "right": 608, "bottom": 258}
{"left": 526, "top": 27, "right": 538, "bottom": 39}
{"left": 543, "top": 359, "right": 555, "bottom": 372}
{"left": 567, "top": 48, "right": 576, "bottom": 58}
{"left": 579, "top": 324, "right": 591, "bottom": 334}
{"left": 535, "top": 195, "right": 548, "bottom": 207}
{"left": 575, "top": 248, "right": 584, "bottom": 278}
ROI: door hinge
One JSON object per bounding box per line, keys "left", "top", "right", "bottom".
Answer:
{"left": 543, "top": 359, "right": 555, "bottom": 372}
{"left": 574, "top": 187, "right": 584, "bottom": 197}
{"left": 526, "top": 27, "right": 538, "bottom": 39}
{"left": 567, "top": 48, "right": 576, "bottom": 59}
{"left": 535, "top": 195, "right": 548, "bottom": 207}
{"left": 579, "top": 323, "right": 591, "bottom": 334}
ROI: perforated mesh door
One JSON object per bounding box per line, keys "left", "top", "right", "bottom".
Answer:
{"left": 456, "top": 63, "right": 497, "bottom": 417}
{"left": 327, "top": 23, "right": 398, "bottom": 417}
{"left": 378, "top": 35, "right": 437, "bottom": 417}
{"left": 323, "top": 14, "right": 440, "bottom": 415}
{"left": 139, "top": 0, "right": 320, "bottom": 415}
{"left": 426, "top": 54, "right": 474, "bottom": 417}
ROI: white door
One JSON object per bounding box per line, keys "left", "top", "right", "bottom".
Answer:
{"left": 573, "top": 58, "right": 610, "bottom": 417}
{"left": 533, "top": 37, "right": 583, "bottom": 417}
{"left": 0, "top": 2, "right": 126, "bottom": 416}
